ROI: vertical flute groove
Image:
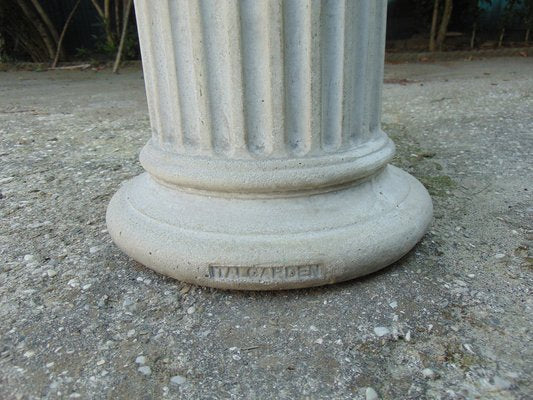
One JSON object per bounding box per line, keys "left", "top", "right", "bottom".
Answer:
{"left": 364, "top": 0, "right": 380, "bottom": 141}
{"left": 148, "top": 5, "right": 175, "bottom": 146}
{"left": 160, "top": 1, "right": 182, "bottom": 148}
{"left": 283, "top": 0, "right": 312, "bottom": 156}
{"left": 240, "top": 0, "right": 274, "bottom": 156}
{"left": 169, "top": 0, "right": 208, "bottom": 151}
{"left": 227, "top": 1, "right": 247, "bottom": 156}
{"left": 369, "top": 0, "right": 387, "bottom": 135}
{"left": 268, "top": 0, "right": 286, "bottom": 156}
{"left": 343, "top": 0, "right": 370, "bottom": 145}
{"left": 309, "top": 0, "right": 322, "bottom": 154}
{"left": 188, "top": 0, "right": 213, "bottom": 152}
{"left": 321, "top": 0, "right": 345, "bottom": 151}
{"left": 200, "top": 0, "right": 243, "bottom": 154}
{"left": 135, "top": 0, "right": 162, "bottom": 147}
{"left": 360, "top": 0, "right": 371, "bottom": 141}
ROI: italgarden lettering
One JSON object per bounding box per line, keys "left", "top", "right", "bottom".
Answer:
{"left": 208, "top": 265, "right": 322, "bottom": 282}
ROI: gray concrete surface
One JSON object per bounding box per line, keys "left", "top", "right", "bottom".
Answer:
{"left": 0, "top": 58, "right": 532, "bottom": 399}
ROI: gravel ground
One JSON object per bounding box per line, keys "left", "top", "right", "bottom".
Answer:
{"left": 0, "top": 58, "right": 532, "bottom": 399}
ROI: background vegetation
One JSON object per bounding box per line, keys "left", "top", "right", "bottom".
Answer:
{"left": 0, "top": 0, "right": 532, "bottom": 66}
{"left": 0, "top": 0, "right": 138, "bottom": 67}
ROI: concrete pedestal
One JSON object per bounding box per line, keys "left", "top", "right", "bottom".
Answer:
{"left": 107, "top": 0, "right": 433, "bottom": 290}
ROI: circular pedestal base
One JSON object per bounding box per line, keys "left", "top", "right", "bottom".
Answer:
{"left": 106, "top": 166, "right": 432, "bottom": 290}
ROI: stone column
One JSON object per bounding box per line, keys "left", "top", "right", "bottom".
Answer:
{"left": 107, "top": 0, "right": 432, "bottom": 290}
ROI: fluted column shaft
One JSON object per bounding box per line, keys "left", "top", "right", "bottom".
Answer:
{"left": 135, "top": 0, "right": 394, "bottom": 194}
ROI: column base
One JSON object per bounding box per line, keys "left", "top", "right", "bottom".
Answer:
{"left": 106, "top": 165, "right": 432, "bottom": 290}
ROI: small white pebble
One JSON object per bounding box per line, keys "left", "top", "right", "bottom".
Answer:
{"left": 24, "top": 254, "right": 35, "bottom": 262}
{"left": 389, "top": 301, "right": 398, "bottom": 309}
{"left": 494, "top": 253, "right": 506, "bottom": 259}
{"left": 315, "top": 338, "right": 323, "bottom": 344}
{"left": 366, "top": 387, "right": 379, "bottom": 400}
{"left": 138, "top": 366, "right": 151, "bottom": 375}
{"left": 67, "top": 279, "right": 79, "bottom": 288}
{"left": 127, "top": 329, "right": 136, "bottom": 337}
{"left": 232, "top": 354, "right": 241, "bottom": 361}
{"left": 47, "top": 269, "right": 58, "bottom": 277}
{"left": 422, "top": 368, "right": 436, "bottom": 379}
{"left": 373, "top": 327, "right": 390, "bottom": 337}
{"left": 493, "top": 376, "right": 511, "bottom": 390}
{"left": 23, "top": 350, "right": 35, "bottom": 358}
{"left": 96, "top": 359, "right": 105, "bottom": 366}
{"left": 135, "top": 356, "right": 147, "bottom": 365}
{"left": 405, "top": 330, "right": 411, "bottom": 341}
{"left": 463, "top": 343, "right": 475, "bottom": 354}
{"left": 467, "top": 274, "right": 475, "bottom": 278}
{"left": 82, "top": 284, "right": 92, "bottom": 290}
{"left": 186, "top": 306, "right": 196, "bottom": 315}
{"left": 122, "top": 298, "right": 134, "bottom": 307}
{"left": 170, "top": 375, "right": 187, "bottom": 385}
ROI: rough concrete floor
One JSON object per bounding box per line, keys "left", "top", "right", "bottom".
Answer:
{"left": 0, "top": 58, "right": 531, "bottom": 399}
